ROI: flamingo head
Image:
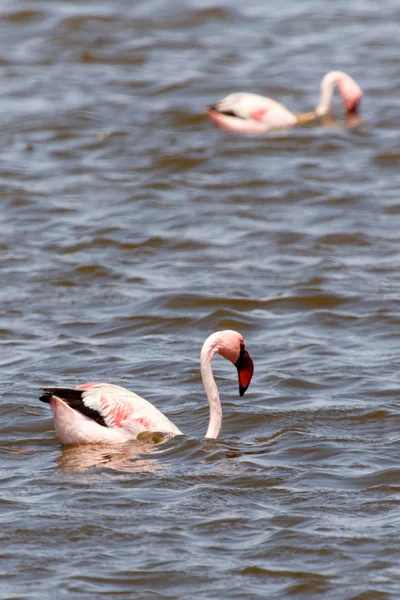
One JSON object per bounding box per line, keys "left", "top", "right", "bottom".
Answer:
{"left": 316, "top": 71, "right": 363, "bottom": 117}
{"left": 217, "top": 330, "right": 254, "bottom": 396}
{"left": 335, "top": 72, "right": 363, "bottom": 114}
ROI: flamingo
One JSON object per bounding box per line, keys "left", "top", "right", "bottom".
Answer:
{"left": 207, "top": 71, "right": 363, "bottom": 133}
{"left": 40, "top": 330, "right": 254, "bottom": 445}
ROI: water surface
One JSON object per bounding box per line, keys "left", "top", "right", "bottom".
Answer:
{"left": 1, "top": 0, "right": 400, "bottom": 598}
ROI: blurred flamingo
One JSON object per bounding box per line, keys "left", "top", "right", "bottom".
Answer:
{"left": 40, "top": 330, "right": 254, "bottom": 445}
{"left": 207, "top": 71, "right": 363, "bottom": 133}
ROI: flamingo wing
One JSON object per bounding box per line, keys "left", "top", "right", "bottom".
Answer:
{"left": 40, "top": 383, "right": 182, "bottom": 438}
{"left": 208, "top": 93, "right": 297, "bottom": 133}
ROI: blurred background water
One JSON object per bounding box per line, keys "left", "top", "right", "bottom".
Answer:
{"left": 1, "top": 0, "right": 399, "bottom": 598}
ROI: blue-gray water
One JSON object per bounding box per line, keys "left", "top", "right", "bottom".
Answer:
{"left": 1, "top": 1, "right": 400, "bottom": 598}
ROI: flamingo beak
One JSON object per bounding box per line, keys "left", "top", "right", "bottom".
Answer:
{"left": 346, "top": 99, "right": 360, "bottom": 115}
{"left": 235, "top": 345, "right": 254, "bottom": 396}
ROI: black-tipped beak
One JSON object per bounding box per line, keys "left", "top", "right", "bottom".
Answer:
{"left": 235, "top": 345, "right": 254, "bottom": 396}
{"left": 207, "top": 105, "right": 217, "bottom": 112}
{"left": 346, "top": 100, "right": 360, "bottom": 115}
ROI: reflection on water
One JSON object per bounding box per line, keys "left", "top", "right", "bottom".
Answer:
{"left": 57, "top": 439, "right": 164, "bottom": 473}
{"left": 1, "top": 0, "right": 399, "bottom": 598}
{"left": 318, "top": 112, "right": 367, "bottom": 130}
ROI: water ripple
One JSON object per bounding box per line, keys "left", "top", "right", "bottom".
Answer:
{"left": 0, "top": 0, "right": 399, "bottom": 598}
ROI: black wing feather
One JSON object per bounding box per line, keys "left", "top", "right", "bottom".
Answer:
{"left": 208, "top": 105, "right": 242, "bottom": 119}
{"left": 39, "top": 388, "right": 107, "bottom": 427}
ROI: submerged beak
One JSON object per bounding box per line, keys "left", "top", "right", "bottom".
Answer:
{"left": 235, "top": 345, "right": 254, "bottom": 396}
{"left": 346, "top": 100, "right": 360, "bottom": 115}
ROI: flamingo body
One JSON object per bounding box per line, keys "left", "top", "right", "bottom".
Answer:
{"left": 207, "top": 93, "right": 297, "bottom": 133}
{"left": 40, "top": 330, "right": 254, "bottom": 445}
{"left": 207, "top": 71, "right": 363, "bottom": 134}
{"left": 42, "top": 383, "right": 182, "bottom": 445}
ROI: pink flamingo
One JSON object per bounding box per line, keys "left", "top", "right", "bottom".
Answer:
{"left": 40, "top": 330, "right": 254, "bottom": 445}
{"left": 207, "top": 71, "right": 363, "bottom": 134}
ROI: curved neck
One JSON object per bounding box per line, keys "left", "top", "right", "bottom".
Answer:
{"left": 315, "top": 73, "right": 336, "bottom": 117}
{"left": 200, "top": 339, "right": 222, "bottom": 439}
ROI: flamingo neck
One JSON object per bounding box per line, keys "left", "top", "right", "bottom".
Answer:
{"left": 315, "top": 72, "right": 339, "bottom": 117}
{"left": 295, "top": 110, "right": 319, "bottom": 125}
{"left": 200, "top": 336, "right": 222, "bottom": 439}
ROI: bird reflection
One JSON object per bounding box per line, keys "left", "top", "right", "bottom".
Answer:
{"left": 318, "top": 112, "right": 366, "bottom": 130}
{"left": 57, "top": 432, "right": 168, "bottom": 473}
{"left": 343, "top": 112, "right": 365, "bottom": 129}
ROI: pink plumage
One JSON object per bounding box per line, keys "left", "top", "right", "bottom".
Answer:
{"left": 207, "top": 71, "right": 363, "bottom": 134}
{"left": 40, "top": 330, "right": 254, "bottom": 445}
